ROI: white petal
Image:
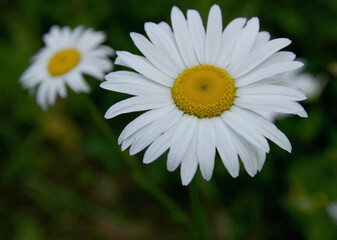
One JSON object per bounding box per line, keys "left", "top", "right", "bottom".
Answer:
{"left": 222, "top": 110, "right": 270, "bottom": 152}
{"left": 143, "top": 121, "right": 180, "bottom": 164}
{"left": 230, "top": 38, "right": 292, "bottom": 78}
{"left": 251, "top": 31, "right": 270, "bottom": 50}
{"left": 167, "top": 115, "right": 197, "bottom": 172}
{"left": 130, "top": 32, "right": 178, "bottom": 78}
{"left": 231, "top": 106, "right": 292, "bottom": 152}
{"left": 158, "top": 22, "right": 175, "bottom": 41}
{"left": 180, "top": 129, "right": 198, "bottom": 186}
{"left": 80, "top": 58, "right": 112, "bottom": 80}
{"left": 211, "top": 118, "right": 240, "bottom": 177}
{"left": 234, "top": 96, "right": 308, "bottom": 117}
{"left": 205, "top": 4, "right": 222, "bottom": 65}
{"left": 56, "top": 81, "right": 67, "bottom": 98}
{"left": 104, "top": 94, "right": 173, "bottom": 119}
{"left": 230, "top": 17, "right": 260, "bottom": 67}
{"left": 102, "top": 71, "right": 168, "bottom": 96}
{"left": 187, "top": 9, "right": 206, "bottom": 64}
{"left": 84, "top": 46, "right": 114, "bottom": 59}
{"left": 129, "top": 109, "right": 183, "bottom": 155}
{"left": 65, "top": 72, "right": 90, "bottom": 93}
{"left": 118, "top": 105, "right": 174, "bottom": 144}
{"left": 20, "top": 63, "right": 45, "bottom": 88}
{"left": 144, "top": 22, "right": 186, "bottom": 73}
{"left": 227, "top": 127, "right": 265, "bottom": 176}
{"left": 43, "top": 25, "right": 62, "bottom": 49}
{"left": 116, "top": 51, "right": 174, "bottom": 87}
{"left": 70, "top": 25, "right": 85, "bottom": 43}
{"left": 235, "top": 61, "right": 304, "bottom": 87}
{"left": 77, "top": 29, "right": 106, "bottom": 51}
{"left": 236, "top": 51, "right": 296, "bottom": 81}
{"left": 215, "top": 17, "right": 246, "bottom": 67}
{"left": 114, "top": 56, "right": 129, "bottom": 67}
{"left": 171, "top": 6, "right": 198, "bottom": 68}
{"left": 47, "top": 81, "right": 58, "bottom": 105}
{"left": 36, "top": 82, "right": 49, "bottom": 110}
{"left": 236, "top": 84, "right": 307, "bottom": 101}
{"left": 197, "top": 118, "right": 216, "bottom": 181}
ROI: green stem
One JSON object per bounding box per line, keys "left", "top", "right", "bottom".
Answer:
{"left": 84, "top": 95, "right": 191, "bottom": 228}
{"left": 189, "top": 180, "right": 210, "bottom": 240}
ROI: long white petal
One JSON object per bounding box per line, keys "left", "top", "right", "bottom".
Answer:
{"left": 180, "top": 128, "right": 198, "bottom": 186}
{"left": 187, "top": 9, "right": 206, "bottom": 64}
{"left": 205, "top": 4, "right": 222, "bottom": 65}
{"left": 56, "top": 81, "right": 67, "bottom": 98}
{"left": 118, "top": 106, "right": 174, "bottom": 144}
{"left": 251, "top": 31, "right": 270, "bottom": 50}
{"left": 212, "top": 118, "right": 240, "bottom": 177}
{"left": 80, "top": 59, "right": 112, "bottom": 80}
{"left": 230, "top": 38, "right": 291, "bottom": 78}
{"left": 167, "top": 115, "right": 197, "bottom": 172}
{"left": 227, "top": 127, "right": 264, "bottom": 176}
{"left": 65, "top": 72, "right": 90, "bottom": 93}
{"left": 197, "top": 118, "right": 216, "bottom": 181}
{"left": 222, "top": 110, "right": 270, "bottom": 152}
{"left": 235, "top": 61, "right": 304, "bottom": 87}
{"left": 231, "top": 106, "right": 292, "bottom": 152}
{"left": 171, "top": 6, "right": 198, "bottom": 68}
{"left": 36, "top": 82, "right": 49, "bottom": 111}
{"left": 236, "top": 84, "right": 307, "bottom": 101}
{"left": 116, "top": 51, "right": 174, "bottom": 87}
{"left": 234, "top": 51, "right": 296, "bottom": 84}
{"left": 234, "top": 97, "right": 308, "bottom": 117}
{"left": 104, "top": 94, "right": 173, "bottom": 119}
{"left": 230, "top": 17, "right": 260, "bottom": 67}
{"left": 129, "top": 109, "right": 183, "bottom": 155}
{"left": 47, "top": 81, "right": 58, "bottom": 106}
{"left": 130, "top": 32, "right": 178, "bottom": 78}
{"left": 144, "top": 22, "right": 186, "bottom": 73}
{"left": 143, "top": 121, "right": 180, "bottom": 164}
{"left": 105, "top": 70, "right": 167, "bottom": 92}
{"left": 77, "top": 29, "right": 106, "bottom": 51}
{"left": 215, "top": 17, "right": 247, "bottom": 68}
{"left": 101, "top": 71, "right": 168, "bottom": 96}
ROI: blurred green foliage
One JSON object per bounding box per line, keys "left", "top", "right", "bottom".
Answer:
{"left": 1, "top": 0, "right": 337, "bottom": 239}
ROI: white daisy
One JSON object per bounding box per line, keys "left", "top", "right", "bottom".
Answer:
{"left": 20, "top": 25, "right": 114, "bottom": 110}
{"left": 101, "top": 5, "right": 307, "bottom": 185}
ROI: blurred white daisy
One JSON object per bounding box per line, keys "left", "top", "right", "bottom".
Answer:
{"left": 327, "top": 202, "right": 337, "bottom": 224}
{"left": 101, "top": 5, "right": 307, "bottom": 185}
{"left": 20, "top": 25, "right": 114, "bottom": 110}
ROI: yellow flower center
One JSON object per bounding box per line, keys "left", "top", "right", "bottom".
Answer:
{"left": 171, "top": 65, "right": 236, "bottom": 118}
{"left": 48, "top": 49, "right": 81, "bottom": 76}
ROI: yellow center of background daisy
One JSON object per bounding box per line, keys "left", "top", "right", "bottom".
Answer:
{"left": 171, "top": 65, "right": 236, "bottom": 118}
{"left": 48, "top": 49, "right": 81, "bottom": 76}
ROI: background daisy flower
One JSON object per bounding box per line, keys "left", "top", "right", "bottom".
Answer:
{"left": 20, "top": 25, "right": 114, "bottom": 110}
{"left": 101, "top": 4, "right": 308, "bottom": 185}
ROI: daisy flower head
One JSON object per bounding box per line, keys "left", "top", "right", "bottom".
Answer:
{"left": 101, "top": 4, "right": 307, "bottom": 185}
{"left": 20, "top": 25, "right": 114, "bottom": 110}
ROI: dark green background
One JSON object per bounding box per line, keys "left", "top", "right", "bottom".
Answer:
{"left": 1, "top": 0, "right": 337, "bottom": 239}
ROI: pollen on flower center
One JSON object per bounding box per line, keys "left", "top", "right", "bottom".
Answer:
{"left": 171, "top": 65, "right": 236, "bottom": 118}
{"left": 48, "top": 49, "right": 81, "bottom": 76}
